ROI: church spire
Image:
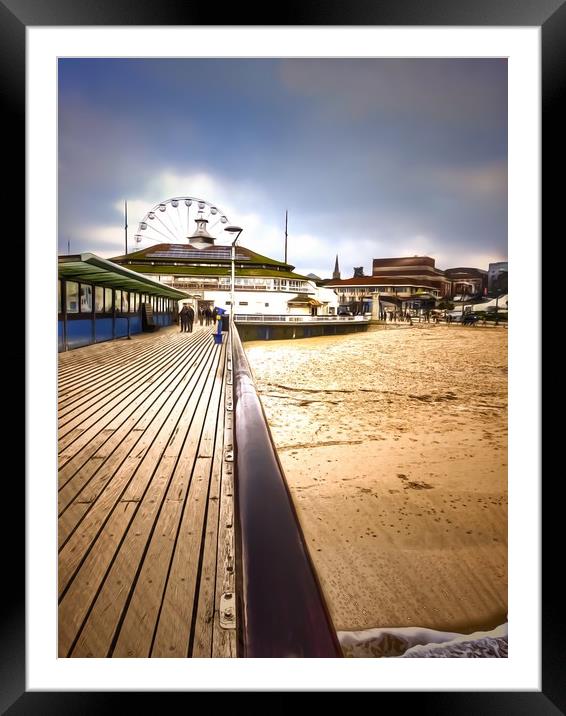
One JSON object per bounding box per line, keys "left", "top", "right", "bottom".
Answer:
{"left": 332, "top": 254, "right": 341, "bottom": 280}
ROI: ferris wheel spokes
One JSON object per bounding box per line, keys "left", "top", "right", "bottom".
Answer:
{"left": 133, "top": 196, "right": 231, "bottom": 248}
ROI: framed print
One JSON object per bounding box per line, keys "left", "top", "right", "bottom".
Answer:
{"left": 11, "top": 0, "right": 557, "bottom": 709}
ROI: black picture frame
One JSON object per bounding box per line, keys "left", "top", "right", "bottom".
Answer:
{"left": 11, "top": 0, "right": 556, "bottom": 710}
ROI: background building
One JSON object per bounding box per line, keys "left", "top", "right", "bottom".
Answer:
{"left": 444, "top": 267, "right": 488, "bottom": 300}
{"left": 371, "top": 256, "right": 450, "bottom": 296}
{"left": 325, "top": 254, "right": 503, "bottom": 317}
{"left": 488, "top": 262, "right": 508, "bottom": 297}
{"left": 111, "top": 219, "right": 338, "bottom": 318}
{"left": 326, "top": 256, "right": 449, "bottom": 308}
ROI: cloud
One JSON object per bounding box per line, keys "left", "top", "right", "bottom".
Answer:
{"left": 73, "top": 164, "right": 506, "bottom": 277}
{"left": 428, "top": 161, "right": 507, "bottom": 199}
{"left": 279, "top": 59, "right": 507, "bottom": 125}
{"left": 71, "top": 223, "right": 129, "bottom": 257}
{"left": 58, "top": 59, "right": 508, "bottom": 276}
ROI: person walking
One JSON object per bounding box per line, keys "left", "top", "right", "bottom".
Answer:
{"left": 187, "top": 304, "right": 195, "bottom": 333}
{"left": 199, "top": 308, "right": 205, "bottom": 326}
{"left": 205, "top": 307, "right": 212, "bottom": 326}
{"left": 179, "top": 303, "right": 191, "bottom": 332}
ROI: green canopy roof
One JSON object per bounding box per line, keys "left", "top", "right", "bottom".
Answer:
{"left": 111, "top": 243, "right": 291, "bottom": 269}
{"left": 122, "top": 263, "right": 311, "bottom": 281}
{"left": 58, "top": 253, "right": 188, "bottom": 299}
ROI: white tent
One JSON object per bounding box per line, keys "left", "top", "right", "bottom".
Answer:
{"left": 470, "top": 294, "right": 508, "bottom": 312}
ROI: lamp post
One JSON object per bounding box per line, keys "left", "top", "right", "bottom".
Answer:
{"left": 224, "top": 225, "right": 243, "bottom": 326}
{"left": 461, "top": 284, "right": 468, "bottom": 321}
{"left": 459, "top": 281, "right": 475, "bottom": 322}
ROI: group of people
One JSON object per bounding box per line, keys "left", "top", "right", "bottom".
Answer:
{"left": 179, "top": 304, "right": 222, "bottom": 333}
{"left": 179, "top": 303, "right": 195, "bottom": 333}
{"left": 198, "top": 307, "right": 217, "bottom": 326}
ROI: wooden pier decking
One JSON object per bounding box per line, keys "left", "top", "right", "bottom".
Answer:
{"left": 58, "top": 324, "right": 236, "bottom": 657}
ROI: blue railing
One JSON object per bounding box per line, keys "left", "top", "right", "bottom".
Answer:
{"left": 235, "top": 314, "right": 370, "bottom": 323}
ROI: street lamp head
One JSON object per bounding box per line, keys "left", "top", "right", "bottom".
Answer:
{"left": 225, "top": 225, "right": 243, "bottom": 247}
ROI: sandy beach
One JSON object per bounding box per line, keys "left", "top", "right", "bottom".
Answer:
{"left": 244, "top": 324, "right": 508, "bottom": 639}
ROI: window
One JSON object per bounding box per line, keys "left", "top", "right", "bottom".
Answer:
{"left": 115, "top": 290, "right": 122, "bottom": 312}
{"left": 66, "top": 281, "right": 79, "bottom": 313}
{"left": 265, "top": 303, "right": 269, "bottom": 307}
{"left": 105, "top": 288, "right": 113, "bottom": 311}
{"left": 58, "top": 280, "right": 62, "bottom": 314}
{"left": 80, "top": 284, "right": 92, "bottom": 312}
{"left": 239, "top": 301, "right": 248, "bottom": 306}
{"left": 95, "top": 286, "right": 104, "bottom": 313}
{"left": 122, "top": 291, "right": 129, "bottom": 313}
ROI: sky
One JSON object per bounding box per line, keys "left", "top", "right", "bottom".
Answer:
{"left": 58, "top": 58, "right": 507, "bottom": 278}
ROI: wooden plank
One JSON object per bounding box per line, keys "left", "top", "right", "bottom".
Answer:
{"left": 112, "top": 458, "right": 213, "bottom": 658}
{"left": 58, "top": 500, "right": 138, "bottom": 656}
{"left": 58, "top": 335, "right": 210, "bottom": 503}
{"left": 58, "top": 341, "right": 217, "bottom": 596}
{"left": 212, "top": 347, "right": 237, "bottom": 658}
{"left": 58, "top": 503, "right": 90, "bottom": 550}
{"left": 58, "top": 336, "right": 208, "bottom": 473}
{"left": 58, "top": 332, "right": 207, "bottom": 454}
{"left": 58, "top": 335, "right": 187, "bottom": 417}
{"left": 190, "top": 349, "right": 227, "bottom": 657}
{"left": 58, "top": 337, "right": 160, "bottom": 386}
{"left": 150, "top": 345, "right": 226, "bottom": 658}
{"left": 58, "top": 327, "right": 236, "bottom": 658}
{"left": 211, "top": 467, "right": 237, "bottom": 657}
{"left": 61, "top": 344, "right": 222, "bottom": 656}
{"left": 104, "top": 347, "right": 225, "bottom": 657}
{"left": 58, "top": 330, "right": 190, "bottom": 417}
{"left": 58, "top": 338, "right": 192, "bottom": 443}
{"left": 71, "top": 347, "right": 222, "bottom": 658}
{"left": 58, "top": 335, "right": 211, "bottom": 514}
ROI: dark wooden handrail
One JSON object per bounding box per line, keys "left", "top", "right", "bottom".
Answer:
{"left": 231, "top": 326, "right": 342, "bottom": 657}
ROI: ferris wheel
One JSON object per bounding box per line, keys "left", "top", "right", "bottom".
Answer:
{"left": 133, "top": 197, "right": 231, "bottom": 245}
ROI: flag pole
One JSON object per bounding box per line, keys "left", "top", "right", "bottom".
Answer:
{"left": 284, "top": 209, "right": 288, "bottom": 264}
{"left": 124, "top": 200, "right": 128, "bottom": 255}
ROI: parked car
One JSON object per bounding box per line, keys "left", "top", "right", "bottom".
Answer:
{"left": 337, "top": 307, "right": 353, "bottom": 316}
{"left": 446, "top": 310, "right": 464, "bottom": 322}
{"left": 462, "top": 313, "right": 481, "bottom": 325}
